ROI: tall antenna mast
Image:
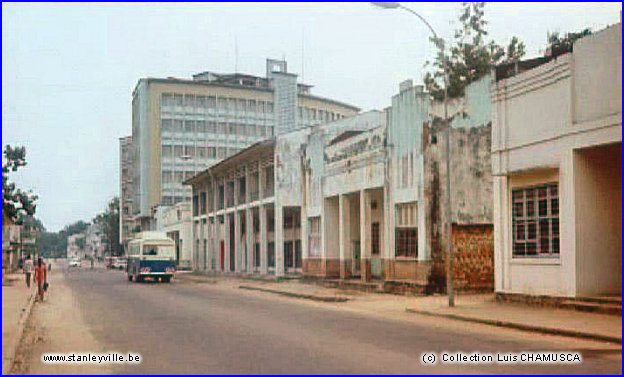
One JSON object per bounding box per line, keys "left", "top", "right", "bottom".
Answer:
{"left": 301, "top": 28, "right": 305, "bottom": 82}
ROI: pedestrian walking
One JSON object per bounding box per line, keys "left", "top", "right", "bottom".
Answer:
{"left": 23, "top": 254, "right": 34, "bottom": 289}
{"left": 34, "top": 257, "right": 47, "bottom": 302}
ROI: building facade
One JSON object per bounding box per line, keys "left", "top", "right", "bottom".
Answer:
{"left": 187, "top": 74, "right": 495, "bottom": 292}
{"left": 125, "top": 58, "right": 359, "bottom": 239}
{"left": 154, "top": 202, "right": 193, "bottom": 270}
{"left": 492, "top": 23, "right": 621, "bottom": 298}
{"left": 119, "top": 135, "right": 136, "bottom": 247}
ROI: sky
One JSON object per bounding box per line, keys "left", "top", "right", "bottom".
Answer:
{"left": 2, "top": 2, "right": 621, "bottom": 232}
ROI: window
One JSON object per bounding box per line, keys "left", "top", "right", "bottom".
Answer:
{"left": 308, "top": 217, "right": 321, "bottom": 257}
{"left": 207, "top": 147, "right": 216, "bottom": 158}
{"left": 268, "top": 242, "right": 275, "bottom": 268}
{"left": 161, "top": 119, "right": 173, "bottom": 131}
{"left": 162, "top": 170, "right": 172, "bottom": 183}
{"left": 162, "top": 93, "right": 173, "bottom": 107}
{"left": 162, "top": 145, "right": 172, "bottom": 158}
{"left": 248, "top": 100, "right": 257, "bottom": 113}
{"left": 395, "top": 202, "right": 417, "bottom": 258}
{"left": 200, "top": 192, "right": 206, "bottom": 214}
{"left": 174, "top": 94, "right": 183, "bottom": 107}
{"left": 197, "top": 147, "right": 206, "bottom": 159}
{"left": 196, "top": 120, "right": 205, "bottom": 133}
{"left": 174, "top": 171, "right": 184, "bottom": 183}
{"left": 396, "top": 229, "right": 417, "bottom": 258}
{"left": 512, "top": 183, "right": 559, "bottom": 257}
{"left": 174, "top": 145, "right": 184, "bottom": 157}
{"left": 184, "top": 145, "right": 195, "bottom": 158}
{"left": 207, "top": 122, "right": 216, "bottom": 133}
{"left": 174, "top": 119, "right": 183, "bottom": 131}
{"left": 184, "top": 120, "right": 195, "bottom": 133}
{"left": 184, "top": 94, "right": 195, "bottom": 108}
{"left": 217, "top": 147, "right": 226, "bottom": 159}
{"left": 207, "top": 96, "right": 216, "bottom": 109}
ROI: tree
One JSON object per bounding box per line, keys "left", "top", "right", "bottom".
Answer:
{"left": 94, "top": 197, "right": 121, "bottom": 256}
{"left": 546, "top": 28, "right": 591, "bottom": 57}
{"left": 424, "top": 2, "right": 526, "bottom": 100}
{"left": 2, "top": 145, "right": 38, "bottom": 224}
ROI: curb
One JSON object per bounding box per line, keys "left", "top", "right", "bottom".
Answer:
{"left": 405, "top": 308, "right": 622, "bottom": 345}
{"left": 3, "top": 291, "right": 37, "bottom": 374}
{"left": 239, "top": 285, "right": 349, "bottom": 303}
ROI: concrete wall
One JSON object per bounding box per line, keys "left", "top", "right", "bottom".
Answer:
{"left": 573, "top": 23, "right": 622, "bottom": 125}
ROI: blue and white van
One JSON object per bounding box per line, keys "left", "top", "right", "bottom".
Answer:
{"left": 127, "top": 232, "right": 176, "bottom": 283}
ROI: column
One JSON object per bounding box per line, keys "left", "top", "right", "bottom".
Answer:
{"left": 339, "top": 194, "right": 348, "bottom": 279}
{"left": 234, "top": 210, "right": 241, "bottom": 272}
{"left": 213, "top": 179, "right": 220, "bottom": 271}
{"left": 360, "top": 189, "right": 370, "bottom": 281}
{"left": 275, "top": 204, "right": 284, "bottom": 276}
{"left": 245, "top": 166, "right": 254, "bottom": 273}
{"left": 224, "top": 214, "right": 231, "bottom": 272}
{"left": 259, "top": 205, "right": 268, "bottom": 274}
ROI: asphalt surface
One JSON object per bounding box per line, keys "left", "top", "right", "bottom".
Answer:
{"left": 63, "top": 268, "right": 621, "bottom": 374}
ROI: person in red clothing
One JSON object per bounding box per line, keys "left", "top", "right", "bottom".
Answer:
{"left": 34, "top": 257, "right": 47, "bottom": 301}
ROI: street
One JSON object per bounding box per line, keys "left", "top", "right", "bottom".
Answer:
{"left": 17, "top": 266, "right": 621, "bottom": 374}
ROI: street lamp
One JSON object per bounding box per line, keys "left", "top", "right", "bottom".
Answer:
{"left": 371, "top": 2, "right": 454, "bottom": 307}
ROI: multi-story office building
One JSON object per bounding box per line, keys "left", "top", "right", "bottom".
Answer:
{"left": 126, "top": 59, "right": 359, "bottom": 235}
{"left": 119, "top": 135, "right": 135, "bottom": 247}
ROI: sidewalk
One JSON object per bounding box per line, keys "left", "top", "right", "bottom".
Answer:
{"left": 2, "top": 273, "right": 35, "bottom": 374}
{"left": 404, "top": 294, "right": 622, "bottom": 345}
{"left": 179, "top": 273, "right": 622, "bottom": 345}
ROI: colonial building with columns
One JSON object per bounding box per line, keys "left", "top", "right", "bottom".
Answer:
{"left": 186, "top": 70, "right": 496, "bottom": 294}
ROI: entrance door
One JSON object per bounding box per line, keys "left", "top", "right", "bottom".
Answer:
{"left": 371, "top": 222, "right": 381, "bottom": 277}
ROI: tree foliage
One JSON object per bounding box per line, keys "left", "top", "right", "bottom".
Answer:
{"left": 424, "top": 2, "right": 527, "bottom": 100}
{"left": 94, "top": 197, "right": 122, "bottom": 256}
{"left": 546, "top": 28, "right": 592, "bottom": 57}
{"left": 2, "top": 145, "right": 38, "bottom": 224}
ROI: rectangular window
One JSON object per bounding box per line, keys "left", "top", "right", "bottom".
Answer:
{"left": 162, "top": 93, "right": 173, "bottom": 107}
{"left": 184, "top": 145, "right": 195, "bottom": 158}
{"left": 196, "top": 120, "right": 206, "bottom": 133}
{"left": 512, "top": 183, "right": 559, "bottom": 257}
{"left": 396, "top": 228, "right": 417, "bottom": 258}
{"left": 161, "top": 119, "right": 172, "bottom": 131}
{"left": 174, "top": 145, "right": 184, "bottom": 157}
{"left": 161, "top": 170, "right": 172, "bottom": 183}
{"left": 184, "top": 120, "right": 195, "bottom": 133}
{"left": 174, "top": 94, "right": 183, "bottom": 107}
{"left": 162, "top": 145, "right": 172, "bottom": 158}
{"left": 207, "top": 96, "right": 216, "bottom": 109}
{"left": 174, "top": 171, "right": 184, "bottom": 183}
{"left": 395, "top": 202, "right": 417, "bottom": 258}
{"left": 174, "top": 119, "right": 183, "bottom": 132}
{"left": 268, "top": 242, "right": 275, "bottom": 268}
{"left": 308, "top": 217, "right": 321, "bottom": 257}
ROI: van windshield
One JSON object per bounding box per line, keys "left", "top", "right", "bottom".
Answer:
{"left": 142, "top": 244, "right": 175, "bottom": 258}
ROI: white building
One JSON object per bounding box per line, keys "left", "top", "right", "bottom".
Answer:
{"left": 155, "top": 202, "right": 193, "bottom": 270}
{"left": 492, "top": 22, "right": 621, "bottom": 299}
{"left": 127, "top": 58, "right": 359, "bottom": 234}
{"left": 67, "top": 233, "right": 86, "bottom": 259}
{"left": 85, "top": 223, "right": 107, "bottom": 260}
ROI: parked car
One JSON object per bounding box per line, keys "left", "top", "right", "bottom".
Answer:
{"left": 68, "top": 258, "right": 81, "bottom": 268}
{"left": 112, "top": 257, "right": 127, "bottom": 270}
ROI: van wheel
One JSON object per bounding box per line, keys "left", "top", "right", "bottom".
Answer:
{"left": 163, "top": 277, "right": 171, "bottom": 283}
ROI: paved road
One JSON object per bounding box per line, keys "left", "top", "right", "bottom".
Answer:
{"left": 60, "top": 268, "right": 620, "bottom": 374}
